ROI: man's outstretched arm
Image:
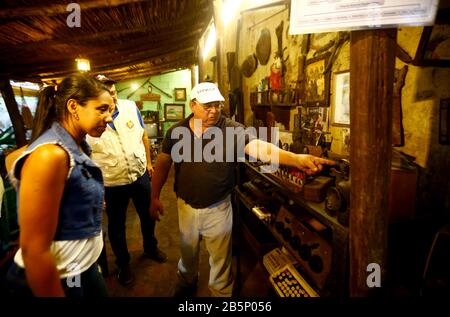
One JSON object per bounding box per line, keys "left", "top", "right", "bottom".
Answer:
{"left": 245, "top": 139, "right": 335, "bottom": 175}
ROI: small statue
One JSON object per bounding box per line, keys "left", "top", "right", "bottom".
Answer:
{"left": 270, "top": 55, "right": 283, "bottom": 91}
{"left": 270, "top": 55, "right": 283, "bottom": 102}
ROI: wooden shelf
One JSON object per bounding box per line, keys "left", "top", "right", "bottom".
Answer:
{"left": 244, "top": 161, "right": 348, "bottom": 234}
{"left": 250, "top": 89, "right": 301, "bottom": 107}
{"left": 251, "top": 103, "right": 297, "bottom": 108}
{"left": 251, "top": 105, "right": 294, "bottom": 130}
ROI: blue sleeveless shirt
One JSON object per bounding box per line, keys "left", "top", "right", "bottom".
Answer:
{"left": 12, "top": 122, "right": 104, "bottom": 241}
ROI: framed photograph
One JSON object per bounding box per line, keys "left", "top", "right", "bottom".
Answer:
{"left": 300, "top": 107, "right": 328, "bottom": 147}
{"left": 301, "top": 107, "right": 328, "bottom": 130}
{"left": 304, "top": 53, "right": 331, "bottom": 107}
{"left": 331, "top": 70, "right": 350, "bottom": 126}
{"left": 174, "top": 88, "right": 187, "bottom": 101}
{"left": 413, "top": 25, "right": 450, "bottom": 67}
{"left": 439, "top": 98, "right": 450, "bottom": 145}
{"left": 164, "top": 103, "right": 185, "bottom": 121}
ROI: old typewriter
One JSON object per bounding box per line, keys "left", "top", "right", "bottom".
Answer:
{"left": 270, "top": 264, "right": 319, "bottom": 297}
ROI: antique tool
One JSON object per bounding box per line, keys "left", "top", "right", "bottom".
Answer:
{"left": 325, "top": 159, "right": 350, "bottom": 225}
{"left": 274, "top": 21, "right": 288, "bottom": 75}
{"left": 227, "top": 51, "right": 241, "bottom": 118}
{"left": 313, "top": 39, "right": 335, "bottom": 57}
{"left": 392, "top": 66, "right": 408, "bottom": 146}
{"left": 275, "top": 21, "right": 283, "bottom": 58}
{"left": 226, "top": 52, "right": 235, "bottom": 84}
{"left": 252, "top": 206, "right": 273, "bottom": 223}
{"left": 267, "top": 165, "right": 305, "bottom": 193}
{"left": 228, "top": 89, "right": 241, "bottom": 118}
{"left": 294, "top": 34, "right": 310, "bottom": 105}
{"left": 272, "top": 207, "right": 332, "bottom": 289}
{"left": 292, "top": 110, "right": 305, "bottom": 154}
{"left": 303, "top": 176, "right": 334, "bottom": 203}
{"left": 324, "top": 32, "right": 350, "bottom": 74}
{"left": 127, "top": 77, "right": 172, "bottom": 99}
{"left": 240, "top": 54, "right": 258, "bottom": 77}
{"left": 210, "top": 56, "right": 217, "bottom": 83}
{"left": 233, "top": 19, "right": 244, "bottom": 123}
{"left": 270, "top": 21, "right": 288, "bottom": 103}
{"left": 256, "top": 28, "right": 271, "bottom": 65}
{"left": 396, "top": 44, "right": 412, "bottom": 63}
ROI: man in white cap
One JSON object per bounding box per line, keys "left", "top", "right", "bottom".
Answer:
{"left": 150, "top": 82, "right": 334, "bottom": 297}
{"left": 88, "top": 75, "right": 167, "bottom": 286}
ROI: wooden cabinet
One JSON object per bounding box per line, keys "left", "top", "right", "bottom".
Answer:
{"left": 234, "top": 161, "right": 349, "bottom": 297}
{"left": 388, "top": 167, "right": 418, "bottom": 223}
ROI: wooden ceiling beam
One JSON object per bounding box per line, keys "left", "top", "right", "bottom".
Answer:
{"left": 0, "top": 0, "right": 148, "bottom": 18}
{"left": 0, "top": 27, "right": 203, "bottom": 68}
{"left": 4, "top": 43, "right": 197, "bottom": 82}
{"left": 7, "top": 47, "right": 197, "bottom": 82}
{"left": 91, "top": 37, "right": 199, "bottom": 66}
{"left": 92, "top": 47, "right": 196, "bottom": 74}
{"left": 86, "top": 28, "right": 202, "bottom": 60}
{"left": 1, "top": 21, "right": 203, "bottom": 68}
{"left": 104, "top": 51, "right": 196, "bottom": 74}
{"left": 37, "top": 55, "right": 195, "bottom": 83}
{"left": 109, "top": 60, "right": 195, "bottom": 80}
{"left": 2, "top": 47, "right": 195, "bottom": 82}
{"left": 0, "top": 1, "right": 213, "bottom": 83}
{"left": 0, "top": 7, "right": 211, "bottom": 52}
{"left": 114, "top": 65, "right": 194, "bottom": 81}
{"left": 2, "top": 34, "right": 198, "bottom": 75}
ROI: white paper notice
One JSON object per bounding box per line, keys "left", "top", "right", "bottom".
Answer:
{"left": 290, "top": 0, "right": 440, "bottom": 34}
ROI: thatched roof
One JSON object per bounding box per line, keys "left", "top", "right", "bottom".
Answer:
{"left": 0, "top": 0, "right": 213, "bottom": 83}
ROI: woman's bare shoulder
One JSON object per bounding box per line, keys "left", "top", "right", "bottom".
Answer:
{"left": 27, "top": 144, "right": 69, "bottom": 163}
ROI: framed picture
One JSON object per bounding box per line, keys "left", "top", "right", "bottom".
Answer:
{"left": 413, "top": 25, "right": 450, "bottom": 67}
{"left": 300, "top": 107, "right": 328, "bottom": 147}
{"left": 301, "top": 107, "right": 328, "bottom": 130}
{"left": 164, "top": 103, "right": 185, "bottom": 121}
{"left": 331, "top": 70, "right": 350, "bottom": 126}
{"left": 174, "top": 88, "right": 187, "bottom": 101}
{"left": 304, "top": 53, "right": 331, "bottom": 107}
{"left": 439, "top": 98, "right": 450, "bottom": 145}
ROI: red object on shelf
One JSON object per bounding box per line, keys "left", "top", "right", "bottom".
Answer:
{"left": 270, "top": 62, "right": 282, "bottom": 91}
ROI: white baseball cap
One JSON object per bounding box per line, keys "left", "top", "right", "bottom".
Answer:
{"left": 191, "top": 82, "right": 224, "bottom": 104}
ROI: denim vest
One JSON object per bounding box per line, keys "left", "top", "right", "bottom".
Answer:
{"left": 12, "top": 122, "right": 104, "bottom": 241}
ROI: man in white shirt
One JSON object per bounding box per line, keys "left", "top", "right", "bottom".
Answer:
{"left": 88, "top": 75, "right": 167, "bottom": 286}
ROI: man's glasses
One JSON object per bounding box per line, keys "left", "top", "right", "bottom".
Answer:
{"left": 196, "top": 101, "right": 224, "bottom": 111}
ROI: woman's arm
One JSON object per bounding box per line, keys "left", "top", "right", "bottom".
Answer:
{"left": 18, "top": 144, "right": 69, "bottom": 296}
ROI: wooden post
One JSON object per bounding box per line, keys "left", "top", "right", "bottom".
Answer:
{"left": 197, "top": 32, "right": 205, "bottom": 84}
{"left": 349, "top": 29, "right": 396, "bottom": 296}
{"left": 190, "top": 64, "right": 197, "bottom": 89}
{"left": 0, "top": 79, "right": 27, "bottom": 147}
{"left": 213, "top": 0, "right": 228, "bottom": 115}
